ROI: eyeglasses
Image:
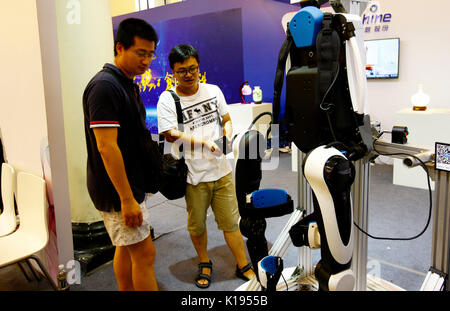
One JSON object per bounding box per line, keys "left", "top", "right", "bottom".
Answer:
{"left": 175, "top": 66, "right": 199, "bottom": 77}
{"left": 132, "top": 50, "right": 157, "bottom": 60}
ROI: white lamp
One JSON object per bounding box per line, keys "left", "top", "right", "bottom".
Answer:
{"left": 411, "top": 84, "right": 430, "bottom": 111}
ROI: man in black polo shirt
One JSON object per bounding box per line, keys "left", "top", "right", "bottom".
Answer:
{"left": 83, "top": 18, "right": 159, "bottom": 291}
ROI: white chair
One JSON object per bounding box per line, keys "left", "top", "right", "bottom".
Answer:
{"left": 0, "top": 171, "right": 57, "bottom": 290}
{"left": 0, "top": 163, "right": 17, "bottom": 237}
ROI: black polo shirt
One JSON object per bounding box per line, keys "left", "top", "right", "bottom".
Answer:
{"left": 83, "top": 63, "right": 147, "bottom": 212}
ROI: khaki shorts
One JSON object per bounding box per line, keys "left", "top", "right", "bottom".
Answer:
{"left": 185, "top": 173, "right": 239, "bottom": 236}
{"left": 100, "top": 194, "right": 152, "bottom": 246}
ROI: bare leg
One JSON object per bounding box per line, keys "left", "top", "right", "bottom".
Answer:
{"left": 190, "top": 230, "right": 211, "bottom": 286}
{"left": 113, "top": 246, "right": 134, "bottom": 291}
{"left": 224, "top": 229, "right": 256, "bottom": 280}
{"left": 126, "top": 235, "right": 158, "bottom": 291}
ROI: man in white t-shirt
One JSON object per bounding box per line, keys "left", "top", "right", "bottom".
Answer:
{"left": 157, "top": 44, "right": 255, "bottom": 288}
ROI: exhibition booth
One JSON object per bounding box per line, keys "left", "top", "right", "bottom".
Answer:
{"left": 0, "top": 0, "right": 449, "bottom": 293}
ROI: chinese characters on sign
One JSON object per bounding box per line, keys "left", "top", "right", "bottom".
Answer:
{"left": 364, "top": 24, "right": 389, "bottom": 33}
{"left": 135, "top": 68, "right": 207, "bottom": 93}
{"left": 139, "top": 70, "right": 161, "bottom": 92}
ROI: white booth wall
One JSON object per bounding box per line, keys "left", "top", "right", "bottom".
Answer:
{"left": 364, "top": 0, "right": 450, "bottom": 136}
{"left": 0, "top": 0, "right": 114, "bottom": 274}
{"left": 53, "top": 0, "right": 114, "bottom": 224}
{"left": 292, "top": 0, "right": 450, "bottom": 170}
{"left": 0, "top": 2, "right": 48, "bottom": 176}
{"left": 0, "top": 0, "right": 69, "bottom": 277}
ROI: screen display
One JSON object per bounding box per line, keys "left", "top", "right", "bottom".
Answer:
{"left": 364, "top": 38, "right": 399, "bottom": 79}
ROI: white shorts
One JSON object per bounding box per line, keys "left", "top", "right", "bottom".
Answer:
{"left": 100, "top": 194, "right": 152, "bottom": 246}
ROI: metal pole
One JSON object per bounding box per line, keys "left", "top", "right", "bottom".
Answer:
{"left": 351, "top": 157, "right": 371, "bottom": 291}
{"left": 296, "top": 146, "right": 314, "bottom": 276}
{"left": 431, "top": 169, "right": 450, "bottom": 290}
{"left": 374, "top": 138, "right": 449, "bottom": 291}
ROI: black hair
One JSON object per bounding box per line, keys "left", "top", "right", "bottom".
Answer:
{"left": 114, "top": 18, "right": 158, "bottom": 56}
{"left": 168, "top": 44, "right": 200, "bottom": 70}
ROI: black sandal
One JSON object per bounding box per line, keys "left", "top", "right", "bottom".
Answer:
{"left": 235, "top": 263, "right": 253, "bottom": 281}
{"left": 195, "top": 260, "right": 213, "bottom": 289}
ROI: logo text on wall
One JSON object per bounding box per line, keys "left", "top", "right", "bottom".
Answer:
{"left": 361, "top": 1, "right": 392, "bottom": 34}
{"left": 66, "top": 0, "right": 81, "bottom": 25}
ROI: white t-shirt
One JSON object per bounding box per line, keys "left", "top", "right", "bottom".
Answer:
{"left": 157, "top": 83, "right": 232, "bottom": 185}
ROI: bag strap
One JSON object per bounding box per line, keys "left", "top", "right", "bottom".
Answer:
{"left": 273, "top": 24, "right": 293, "bottom": 126}
{"left": 159, "top": 89, "right": 184, "bottom": 153}
{"left": 167, "top": 89, "right": 184, "bottom": 131}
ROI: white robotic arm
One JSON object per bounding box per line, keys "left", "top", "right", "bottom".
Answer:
{"left": 303, "top": 145, "right": 355, "bottom": 290}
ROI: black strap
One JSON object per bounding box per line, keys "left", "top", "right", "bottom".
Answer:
{"left": 272, "top": 25, "right": 293, "bottom": 126}
{"left": 167, "top": 89, "right": 184, "bottom": 131}
{"left": 159, "top": 89, "right": 184, "bottom": 153}
{"left": 316, "top": 13, "right": 341, "bottom": 106}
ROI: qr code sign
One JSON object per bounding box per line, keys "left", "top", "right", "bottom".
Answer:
{"left": 436, "top": 142, "right": 450, "bottom": 172}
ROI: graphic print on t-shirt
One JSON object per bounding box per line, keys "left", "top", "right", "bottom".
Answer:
{"left": 182, "top": 96, "right": 220, "bottom": 133}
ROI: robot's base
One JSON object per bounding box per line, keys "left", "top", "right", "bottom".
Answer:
{"left": 235, "top": 266, "right": 405, "bottom": 291}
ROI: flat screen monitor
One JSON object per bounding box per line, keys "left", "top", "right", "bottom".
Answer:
{"left": 364, "top": 38, "right": 400, "bottom": 79}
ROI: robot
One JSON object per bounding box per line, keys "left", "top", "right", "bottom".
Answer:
{"left": 231, "top": 113, "right": 294, "bottom": 290}
{"left": 234, "top": 0, "right": 372, "bottom": 291}
{"left": 281, "top": 0, "right": 372, "bottom": 291}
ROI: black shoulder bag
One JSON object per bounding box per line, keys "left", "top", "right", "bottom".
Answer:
{"left": 100, "top": 67, "right": 163, "bottom": 194}
{"left": 158, "top": 90, "right": 188, "bottom": 200}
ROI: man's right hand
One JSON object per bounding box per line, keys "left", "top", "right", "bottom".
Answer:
{"left": 121, "top": 197, "right": 143, "bottom": 228}
{"left": 205, "top": 140, "right": 223, "bottom": 156}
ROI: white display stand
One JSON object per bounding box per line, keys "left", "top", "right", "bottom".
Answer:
{"left": 393, "top": 108, "right": 450, "bottom": 190}
{"left": 235, "top": 266, "right": 405, "bottom": 291}
{"left": 227, "top": 102, "right": 272, "bottom": 138}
